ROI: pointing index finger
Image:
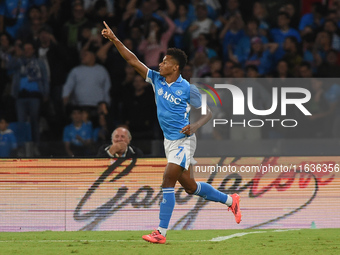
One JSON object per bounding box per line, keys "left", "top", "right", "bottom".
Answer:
{"left": 103, "top": 21, "right": 110, "bottom": 30}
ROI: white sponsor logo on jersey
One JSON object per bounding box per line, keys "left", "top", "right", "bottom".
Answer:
{"left": 163, "top": 91, "right": 181, "bottom": 105}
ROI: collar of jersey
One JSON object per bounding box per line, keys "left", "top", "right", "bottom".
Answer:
{"left": 164, "top": 74, "right": 183, "bottom": 87}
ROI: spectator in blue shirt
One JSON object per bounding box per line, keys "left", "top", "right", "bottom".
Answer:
{"left": 244, "top": 37, "right": 278, "bottom": 76}
{"left": 63, "top": 107, "right": 93, "bottom": 157}
{"left": 219, "top": 13, "right": 244, "bottom": 62}
{"left": 0, "top": 117, "right": 17, "bottom": 157}
{"left": 234, "top": 18, "right": 269, "bottom": 66}
{"left": 173, "top": 4, "right": 192, "bottom": 50}
{"left": 298, "top": 2, "right": 325, "bottom": 31}
{"left": 270, "top": 11, "right": 301, "bottom": 62}
{"left": 0, "top": 0, "right": 31, "bottom": 39}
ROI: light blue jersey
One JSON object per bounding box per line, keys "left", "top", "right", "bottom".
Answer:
{"left": 146, "top": 69, "right": 202, "bottom": 140}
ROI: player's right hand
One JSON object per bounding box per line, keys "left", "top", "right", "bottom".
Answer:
{"left": 101, "top": 21, "right": 116, "bottom": 42}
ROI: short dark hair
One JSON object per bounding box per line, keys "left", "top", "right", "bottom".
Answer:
{"left": 278, "top": 11, "right": 291, "bottom": 19}
{"left": 300, "top": 61, "right": 311, "bottom": 69}
{"left": 166, "top": 48, "right": 187, "bottom": 72}
{"left": 245, "top": 65, "right": 258, "bottom": 73}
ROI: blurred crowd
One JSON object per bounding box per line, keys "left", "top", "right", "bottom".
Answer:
{"left": 1, "top": 0, "right": 340, "bottom": 157}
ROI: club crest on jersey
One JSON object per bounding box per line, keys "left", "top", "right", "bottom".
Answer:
{"left": 158, "top": 88, "right": 164, "bottom": 96}
{"left": 175, "top": 90, "right": 183, "bottom": 96}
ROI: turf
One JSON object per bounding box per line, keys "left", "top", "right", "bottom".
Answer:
{"left": 0, "top": 229, "right": 339, "bottom": 255}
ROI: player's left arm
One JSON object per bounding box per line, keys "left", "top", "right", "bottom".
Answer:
{"left": 180, "top": 84, "right": 212, "bottom": 135}
{"left": 181, "top": 106, "right": 212, "bottom": 135}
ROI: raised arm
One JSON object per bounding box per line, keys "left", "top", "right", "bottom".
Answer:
{"left": 101, "top": 21, "right": 148, "bottom": 79}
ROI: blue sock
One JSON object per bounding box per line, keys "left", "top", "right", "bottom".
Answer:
{"left": 159, "top": 188, "right": 175, "bottom": 229}
{"left": 194, "top": 182, "right": 228, "bottom": 204}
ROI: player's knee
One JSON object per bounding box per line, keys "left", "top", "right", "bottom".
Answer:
{"left": 184, "top": 186, "right": 196, "bottom": 195}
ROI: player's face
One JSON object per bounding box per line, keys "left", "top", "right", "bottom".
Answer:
{"left": 159, "top": 55, "right": 178, "bottom": 76}
{"left": 112, "top": 128, "right": 131, "bottom": 144}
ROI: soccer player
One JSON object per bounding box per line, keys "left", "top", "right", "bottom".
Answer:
{"left": 101, "top": 21, "right": 241, "bottom": 244}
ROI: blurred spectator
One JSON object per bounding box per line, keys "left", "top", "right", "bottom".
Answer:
{"left": 62, "top": 50, "right": 111, "bottom": 114}
{"left": 83, "top": 0, "right": 114, "bottom": 13}
{"left": 93, "top": 112, "right": 110, "bottom": 143}
{"left": 82, "top": 108, "right": 93, "bottom": 129}
{"left": 122, "top": 75, "right": 156, "bottom": 140}
{"left": 274, "top": 59, "right": 291, "bottom": 79}
{"left": 323, "top": 19, "right": 340, "bottom": 51}
{"left": 281, "top": 2, "right": 299, "bottom": 29}
{"left": 138, "top": 12, "right": 175, "bottom": 69}
{"left": 97, "top": 126, "right": 143, "bottom": 158}
{"left": 222, "top": 60, "right": 235, "bottom": 77}
{"left": 16, "top": 5, "right": 49, "bottom": 47}
{"left": 173, "top": 4, "right": 192, "bottom": 51}
{"left": 189, "top": 3, "right": 215, "bottom": 43}
{"left": 222, "top": 0, "right": 240, "bottom": 20}
{"left": 302, "top": 32, "right": 316, "bottom": 71}
{"left": 313, "top": 31, "right": 333, "bottom": 67}
{"left": 181, "top": 63, "right": 193, "bottom": 81}
{"left": 192, "top": 33, "right": 217, "bottom": 59}
{"left": 245, "top": 65, "right": 259, "bottom": 78}
{"left": 62, "top": 2, "right": 90, "bottom": 50}
{"left": 270, "top": 11, "right": 301, "bottom": 62}
{"left": 128, "top": 0, "right": 167, "bottom": 36}
{"left": 61, "top": 1, "right": 91, "bottom": 67}
{"left": 63, "top": 106, "right": 92, "bottom": 157}
{"left": 7, "top": 41, "right": 49, "bottom": 145}
{"left": 299, "top": 61, "right": 313, "bottom": 78}
{"left": 187, "top": 0, "right": 219, "bottom": 22}
{"left": 0, "top": 0, "right": 31, "bottom": 39}
{"left": 235, "top": 37, "right": 277, "bottom": 76}
{"left": 47, "top": 0, "right": 73, "bottom": 41}
{"left": 0, "top": 117, "right": 17, "bottom": 157}
{"left": 252, "top": 1, "right": 269, "bottom": 36}
{"left": 326, "top": 9, "right": 340, "bottom": 27}
{"left": 299, "top": 2, "right": 325, "bottom": 32}
{"left": 85, "top": 0, "right": 115, "bottom": 19}
{"left": 37, "top": 26, "right": 71, "bottom": 137}
{"left": 97, "top": 38, "right": 134, "bottom": 121}
{"left": 220, "top": 13, "right": 244, "bottom": 62}
{"left": 192, "top": 49, "right": 210, "bottom": 77}
{"left": 79, "top": 24, "right": 103, "bottom": 53}
{"left": 205, "top": 57, "right": 222, "bottom": 77}
{"left": 88, "top": 0, "right": 117, "bottom": 30}
{"left": 317, "top": 49, "right": 340, "bottom": 77}
{"left": 282, "top": 36, "right": 303, "bottom": 77}
{"left": 97, "top": 101, "right": 114, "bottom": 135}
{"left": 233, "top": 18, "right": 268, "bottom": 66}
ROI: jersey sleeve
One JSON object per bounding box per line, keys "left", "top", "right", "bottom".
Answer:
{"left": 189, "top": 84, "right": 202, "bottom": 108}
{"left": 145, "top": 69, "right": 160, "bottom": 91}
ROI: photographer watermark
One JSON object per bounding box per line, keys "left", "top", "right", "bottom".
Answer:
{"left": 197, "top": 82, "right": 311, "bottom": 128}
{"left": 194, "top": 163, "right": 340, "bottom": 175}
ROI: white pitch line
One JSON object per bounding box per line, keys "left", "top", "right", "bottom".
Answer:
{"left": 210, "top": 231, "right": 265, "bottom": 242}
{"left": 210, "top": 229, "right": 301, "bottom": 242}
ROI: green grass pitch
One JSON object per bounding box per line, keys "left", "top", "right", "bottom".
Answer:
{"left": 0, "top": 229, "right": 339, "bottom": 255}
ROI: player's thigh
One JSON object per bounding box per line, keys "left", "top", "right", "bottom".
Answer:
{"left": 178, "top": 165, "right": 197, "bottom": 194}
